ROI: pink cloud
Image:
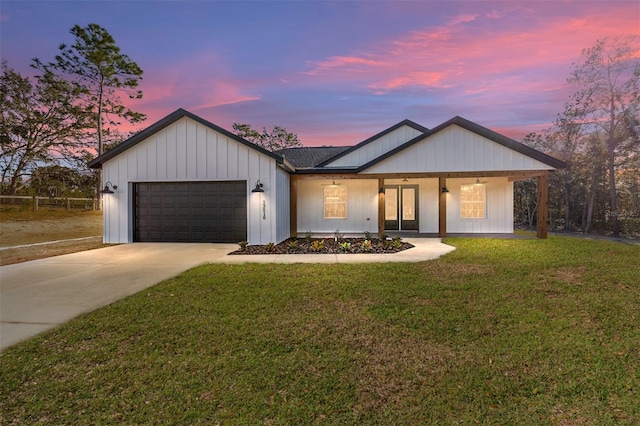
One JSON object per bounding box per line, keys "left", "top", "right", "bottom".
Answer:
{"left": 370, "top": 71, "right": 448, "bottom": 92}
{"left": 304, "top": 55, "right": 390, "bottom": 76}
{"left": 105, "top": 52, "right": 262, "bottom": 138}
{"left": 303, "top": 4, "right": 639, "bottom": 98}
{"left": 447, "top": 13, "right": 479, "bottom": 26}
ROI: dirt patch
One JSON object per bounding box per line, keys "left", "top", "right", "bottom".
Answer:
{"left": 0, "top": 238, "right": 110, "bottom": 266}
{"left": 534, "top": 266, "right": 587, "bottom": 286}
{"left": 0, "top": 210, "right": 103, "bottom": 247}
{"left": 0, "top": 209, "right": 105, "bottom": 265}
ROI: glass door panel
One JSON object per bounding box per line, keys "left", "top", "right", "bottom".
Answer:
{"left": 400, "top": 186, "right": 419, "bottom": 230}
{"left": 384, "top": 186, "right": 399, "bottom": 230}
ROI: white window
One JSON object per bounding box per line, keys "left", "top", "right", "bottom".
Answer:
{"left": 324, "top": 186, "right": 347, "bottom": 219}
{"left": 460, "top": 184, "right": 486, "bottom": 219}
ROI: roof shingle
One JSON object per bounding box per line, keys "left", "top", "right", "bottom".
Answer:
{"left": 276, "top": 146, "right": 351, "bottom": 168}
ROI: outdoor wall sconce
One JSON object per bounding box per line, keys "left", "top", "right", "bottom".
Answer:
{"left": 441, "top": 186, "right": 449, "bottom": 193}
{"left": 379, "top": 187, "right": 385, "bottom": 194}
{"left": 251, "top": 179, "right": 264, "bottom": 193}
{"left": 100, "top": 181, "right": 118, "bottom": 194}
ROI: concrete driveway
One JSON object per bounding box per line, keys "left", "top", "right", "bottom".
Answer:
{"left": 1, "top": 239, "right": 455, "bottom": 351}
{"left": 0, "top": 243, "right": 236, "bottom": 351}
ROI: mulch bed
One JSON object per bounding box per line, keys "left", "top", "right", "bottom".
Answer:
{"left": 229, "top": 237, "right": 414, "bottom": 255}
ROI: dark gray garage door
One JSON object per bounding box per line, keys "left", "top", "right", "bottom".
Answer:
{"left": 134, "top": 181, "right": 247, "bottom": 243}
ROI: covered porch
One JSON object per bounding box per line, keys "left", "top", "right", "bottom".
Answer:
{"left": 289, "top": 170, "right": 550, "bottom": 239}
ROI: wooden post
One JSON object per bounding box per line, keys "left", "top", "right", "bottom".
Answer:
{"left": 536, "top": 172, "right": 549, "bottom": 238}
{"left": 290, "top": 177, "right": 298, "bottom": 237}
{"left": 66, "top": 197, "right": 71, "bottom": 210}
{"left": 439, "top": 177, "right": 447, "bottom": 238}
{"left": 33, "top": 196, "right": 39, "bottom": 211}
{"left": 378, "top": 178, "right": 385, "bottom": 236}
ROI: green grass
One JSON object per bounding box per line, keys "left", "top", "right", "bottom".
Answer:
{"left": 1, "top": 237, "right": 639, "bottom": 424}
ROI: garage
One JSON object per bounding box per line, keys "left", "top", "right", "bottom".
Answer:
{"left": 134, "top": 181, "right": 247, "bottom": 243}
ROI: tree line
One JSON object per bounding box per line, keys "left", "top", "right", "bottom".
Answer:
{"left": 515, "top": 35, "right": 639, "bottom": 237}
{"left": 1, "top": 24, "right": 146, "bottom": 198}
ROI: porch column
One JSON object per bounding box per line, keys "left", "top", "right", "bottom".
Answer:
{"left": 536, "top": 171, "right": 549, "bottom": 239}
{"left": 439, "top": 177, "right": 447, "bottom": 238}
{"left": 290, "top": 176, "right": 298, "bottom": 237}
{"left": 378, "top": 178, "right": 384, "bottom": 235}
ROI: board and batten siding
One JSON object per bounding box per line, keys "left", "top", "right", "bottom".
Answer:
{"left": 101, "top": 116, "right": 285, "bottom": 245}
{"left": 362, "top": 125, "right": 555, "bottom": 174}
{"left": 445, "top": 177, "right": 514, "bottom": 233}
{"left": 324, "top": 125, "right": 424, "bottom": 168}
{"left": 296, "top": 179, "right": 379, "bottom": 234}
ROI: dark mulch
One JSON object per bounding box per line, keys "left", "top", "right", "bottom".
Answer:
{"left": 229, "top": 237, "right": 414, "bottom": 255}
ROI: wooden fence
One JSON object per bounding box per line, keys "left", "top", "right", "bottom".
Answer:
{"left": 0, "top": 195, "right": 98, "bottom": 211}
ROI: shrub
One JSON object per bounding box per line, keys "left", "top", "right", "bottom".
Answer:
{"left": 288, "top": 240, "right": 299, "bottom": 251}
{"left": 304, "top": 230, "right": 313, "bottom": 243}
{"left": 392, "top": 236, "right": 403, "bottom": 248}
{"left": 364, "top": 230, "right": 372, "bottom": 240}
{"left": 339, "top": 241, "right": 352, "bottom": 252}
{"left": 310, "top": 239, "right": 325, "bottom": 252}
{"left": 265, "top": 242, "right": 275, "bottom": 253}
{"left": 238, "top": 241, "right": 249, "bottom": 251}
{"left": 361, "top": 239, "right": 372, "bottom": 252}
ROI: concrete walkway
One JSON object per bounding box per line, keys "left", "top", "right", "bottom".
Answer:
{"left": 0, "top": 239, "right": 454, "bottom": 351}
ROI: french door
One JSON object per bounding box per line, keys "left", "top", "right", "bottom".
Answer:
{"left": 384, "top": 185, "right": 419, "bottom": 231}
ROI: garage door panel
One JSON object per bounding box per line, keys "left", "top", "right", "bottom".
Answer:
{"left": 134, "top": 181, "right": 247, "bottom": 243}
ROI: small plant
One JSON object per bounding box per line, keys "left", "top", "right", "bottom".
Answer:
{"left": 392, "top": 236, "right": 403, "bottom": 248}
{"left": 383, "top": 239, "right": 393, "bottom": 250}
{"left": 238, "top": 241, "right": 248, "bottom": 251}
{"left": 340, "top": 241, "right": 352, "bottom": 252}
{"left": 361, "top": 239, "right": 372, "bottom": 252}
{"left": 310, "top": 239, "right": 325, "bottom": 252}
{"left": 364, "top": 230, "right": 372, "bottom": 240}
{"left": 304, "top": 230, "right": 313, "bottom": 243}
{"left": 265, "top": 242, "right": 275, "bottom": 252}
{"left": 334, "top": 229, "right": 344, "bottom": 241}
{"left": 288, "top": 239, "right": 299, "bottom": 251}
{"left": 379, "top": 231, "right": 388, "bottom": 241}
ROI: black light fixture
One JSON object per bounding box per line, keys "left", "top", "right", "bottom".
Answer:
{"left": 441, "top": 186, "right": 449, "bottom": 193}
{"left": 379, "top": 187, "right": 385, "bottom": 194}
{"left": 100, "top": 181, "right": 118, "bottom": 194}
{"left": 251, "top": 179, "right": 264, "bottom": 193}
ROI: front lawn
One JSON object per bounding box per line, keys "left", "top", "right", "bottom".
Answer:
{"left": 1, "top": 237, "right": 638, "bottom": 424}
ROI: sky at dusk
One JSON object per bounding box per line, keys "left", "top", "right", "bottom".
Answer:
{"left": 1, "top": 0, "right": 639, "bottom": 147}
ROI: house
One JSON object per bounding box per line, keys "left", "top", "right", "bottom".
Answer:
{"left": 88, "top": 108, "right": 565, "bottom": 245}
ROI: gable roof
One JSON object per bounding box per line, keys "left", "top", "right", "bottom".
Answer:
{"left": 316, "top": 119, "right": 430, "bottom": 167}
{"left": 277, "top": 146, "right": 351, "bottom": 168}
{"left": 88, "top": 110, "right": 566, "bottom": 174}
{"left": 87, "top": 108, "right": 286, "bottom": 169}
{"left": 296, "top": 116, "right": 566, "bottom": 173}
{"left": 361, "top": 116, "right": 566, "bottom": 170}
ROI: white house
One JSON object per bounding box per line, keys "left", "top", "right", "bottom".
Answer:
{"left": 88, "top": 108, "right": 565, "bottom": 244}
